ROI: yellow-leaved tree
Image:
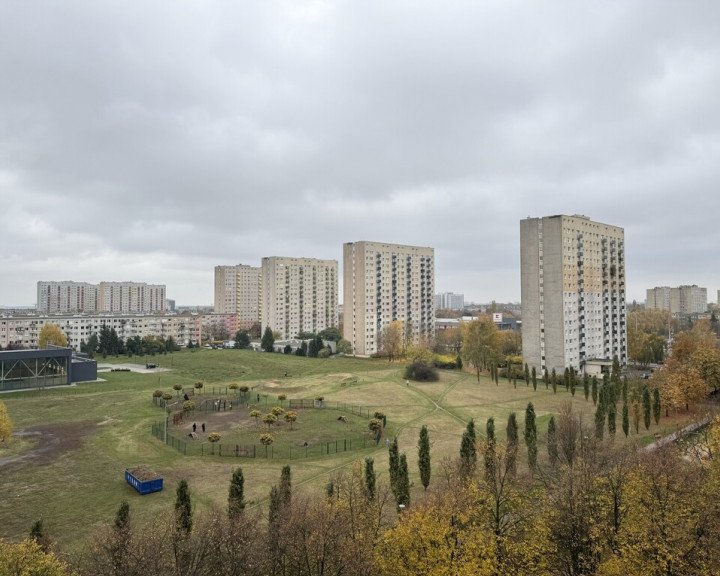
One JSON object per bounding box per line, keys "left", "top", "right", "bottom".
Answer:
{"left": 38, "top": 323, "right": 68, "bottom": 349}
{"left": 460, "top": 316, "right": 503, "bottom": 381}
{"left": 380, "top": 320, "right": 404, "bottom": 362}
{"left": 0, "top": 401, "right": 12, "bottom": 442}
{"left": 0, "top": 538, "right": 74, "bottom": 576}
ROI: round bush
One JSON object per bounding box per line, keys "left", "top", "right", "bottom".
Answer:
{"left": 404, "top": 361, "right": 439, "bottom": 382}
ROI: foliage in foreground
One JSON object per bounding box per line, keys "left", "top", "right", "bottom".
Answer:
{"left": 64, "top": 413, "right": 720, "bottom": 576}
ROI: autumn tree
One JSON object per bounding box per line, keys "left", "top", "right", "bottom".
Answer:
{"left": 381, "top": 320, "right": 404, "bottom": 362}
{"left": 0, "top": 538, "right": 73, "bottom": 576}
{"left": 460, "top": 316, "right": 502, "bottom": 381}
{"left": 38, "top": 323, "right": 68, "bottom": 349}
{"left": 0, "top": 402, "right": 12, "bottom": 442}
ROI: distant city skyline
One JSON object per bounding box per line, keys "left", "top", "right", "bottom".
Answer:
{"left": 2, "top": 3, "right": 719, "bottom": 307}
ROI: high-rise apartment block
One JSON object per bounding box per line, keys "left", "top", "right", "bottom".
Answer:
{"left": 37, "top": 281, "right": 98, "bottom": 314}
{"left": 646, "top": 285, "right": 707, "bottom": 315}
{"left": 520, "top": 215, "right": 626, "bottom": 374}
{"left": 98, "top": 282, "right": 166, "bottom": 314}
{"left": 214, "top": 264, "right": 261, "bottom": 329}
{"left": 343, "top": 241, "right": 435, "bottom": 356}
{"left": 37, "top": 281, "right": 165, "bottom": 314}
{"left": 260, "top": 257, "right": 338, "bottom": 340}
{"left": 435, "top": 292, "right": 464, "bottom": 311}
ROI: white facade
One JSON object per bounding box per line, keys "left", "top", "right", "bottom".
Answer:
{"left": 343, "top": 241, "right": 435, "bottom": 356}
{"left": 435, "top": 292, "right": 464, "bottom": 311}
{"left": 0, "top": 312, "right": 202, "bottom": 350}
{"left": 261, "top": 257, "right": 338, "bottom": 340}
{"left": 520, "top": 215, "right": 626, "bottom": 374}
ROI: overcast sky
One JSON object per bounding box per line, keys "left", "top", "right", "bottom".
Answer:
{"left": 1, "top": 1, "right": 719, "bottom": 308}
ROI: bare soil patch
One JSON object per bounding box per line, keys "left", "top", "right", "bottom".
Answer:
{"left": 0, "top": 422, "right": 94, "bottom": 470}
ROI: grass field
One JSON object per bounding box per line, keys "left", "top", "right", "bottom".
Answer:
{"left": 0, "top": 348, "right": 700, "bottom": 552}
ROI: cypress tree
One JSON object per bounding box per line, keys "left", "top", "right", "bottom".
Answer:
{"left": 364, "top": 457, "right": 376, "bottom": 500}
{"left": 396, "top": 453, "right": 410, "bottom": 509}
{"left": 564, "top": 368, "right": 570, "bottom": 391}
{"left": 570, "top": 369, "right": 576, "bottom": 397}
{"left": 418, "top": 425, "right": 431, "bottom": 491}
{"left": 551, "top": 369, "right": 557, "bottom": 394}
{"left": 279, "top": 465, "right": 292, "bottom": 507}
{"left": 30, "top": 519, "right": 44, "bottom": 542}
{"left": 485, "top": 417, "right": 496, "bottom": 482}
{"left": 543, "top": 368, "right": 549, "bottom": 390}
{"left": 622, "top": 376, "right": 628, "bottom": 404}
{"left": 175, "top": 479, "right": 193, "bottom": 535}
{"left": 583, "top": 373, "right": 590, "bottom": 401}
{"left": 547, "top": 416, "right": 558, "bottom": 467}
{"left": 642, "top": 387, "right": 652, "bottom": 430}
{"left": 506, "top": 412, "right": 518, "bottom": 476}
{"left": 460, "top": 432, "right": 476, "bottom": 476}
{"left": 524, "top": 363, "right": 530, "bottom": 387}
{"left": 607, "top": 401, "right": 617, "bottom": 438}
{"left": 532, "top": 366, "right": 537, "bottom": 391}
{"left": 591, "top": 376, "right": 598, "bottom": 406}
{"left": 653, "top": 387, "right": 661, "bottom": 425}
{"left": 524, "top": 403, "right": 538, "bottom": 469}
{"left": 494, "top": 364, "right": 499, "bottom": 385}
{"left": 110, "top": 501, "right": 131, "bottom": 573}
{"left": 486, "top": 416, "right": 496, "bottom": 445}
{"left": 389, "top": 438, "right": 400, "bottom": 494}
{"left": 595, "top": 398, "right": 606, "bottom": 440}
{"left": 611, "top": 355, "right": 621, "bottom": 384}
{"left": 228, "top": 467, "right": 245, "bottom": 518}
{"left": 622, "top": 402, "right": 629, "bottom": 437}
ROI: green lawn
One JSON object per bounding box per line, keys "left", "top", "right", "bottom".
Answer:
{"left": 0, "top": 349, "right": 698, "bottom": 552}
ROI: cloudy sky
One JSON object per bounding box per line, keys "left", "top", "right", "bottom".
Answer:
{"left": 1, "top": 1, "right": 719, "bottom": 307}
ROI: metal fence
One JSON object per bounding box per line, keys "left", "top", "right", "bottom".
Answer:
{"left": 152, "top": 395, "right": 382, "bottom": 459}
{"left": 152, "top": 421, "right": 378, "bottom": 459}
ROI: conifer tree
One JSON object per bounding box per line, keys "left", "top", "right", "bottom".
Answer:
{"left": 485, "top": 417, "right": 496, "bottom": 482}
{"left": 396, "top": 453, "right": 410, "bottom": 509}
{"left": 642, "top": 387, "right": 652, "bottom": 430}
{"left": 607, "top": 401, "right": 617, "bottom": 438}
{"left": 524, "top": 403, "right": 538, "bottom": 469}
{"left": 583, "top": 373, "right": 590, "bottom": 401}
{"left": 547, "top": 415, "right": 558, "bottom": 467}
{"left": 261, "top": 326, "right": 275, "bottom": 352}
{"left": 418, "top": 425, "right": 431, "bottom": 491}
{"left": 460, "top": 419, "right": 477, "bottom": 475}
{"left": 622, "top": 402, "right": 629, "bottom": 437}
{"left": 592, "top": 376, "right": 598, "bottom": 406}
{"left": 653, "top": 387, "right": 661, "bottom": 425}
{"left": 175, "top": 480, "right": 193, "bottom": 535}
{"left": 389, "top": 438, "right": 400, "bottom": 495}
{"left": 364, "top": 457, "right": 376, "bottom": 500}
{"left": 228, "top": 467, "right": 245, "bottom": 518}
{"left": 524, "top": 363, "right": 530, "bottom": 386}
{"left": 552, "top": 369, "right": 557, "bottom": 394}
{"left": 532, "top": 366, "right": 537, "bottom": 391}
{"left": 279, "top": 465, "right": 292, "bottom": 510}
{"left": 544, "top": 368, "right": 549, "bottom": 389}
{"left": 506, "top": 412, "right": 518, "bottom": 476}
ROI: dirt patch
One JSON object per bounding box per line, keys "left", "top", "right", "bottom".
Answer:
{"left": 0, "top": 422, "right": 95, "bottom": 469}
